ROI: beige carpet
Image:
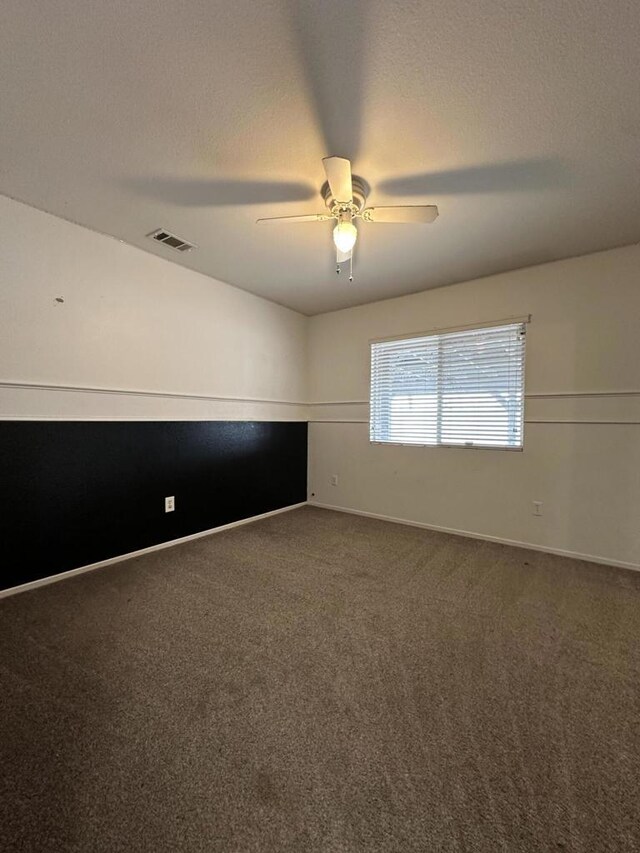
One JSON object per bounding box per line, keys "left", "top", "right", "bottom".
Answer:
{"left": 1, "top": 506, "right": 639, "bottom": 852}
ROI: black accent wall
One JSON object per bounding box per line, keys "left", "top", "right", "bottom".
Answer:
{"left": 0, "top": 421, "right": 307, "bottom": 591}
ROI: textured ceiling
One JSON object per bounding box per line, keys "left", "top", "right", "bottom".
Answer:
{"left": 1, "top": 0, "right": 640, "bottom": 314}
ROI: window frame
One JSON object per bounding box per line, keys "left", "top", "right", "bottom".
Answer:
{"left": 369, "top": 316, "right": 529, "bottom": 452}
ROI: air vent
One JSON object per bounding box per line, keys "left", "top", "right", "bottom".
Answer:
{"left": 148, "top": 228, "right": 196, "bottom": 253}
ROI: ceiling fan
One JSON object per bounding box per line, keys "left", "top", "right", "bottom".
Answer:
{"left": 257, "top": 157, "right": 438, "bottom": 281}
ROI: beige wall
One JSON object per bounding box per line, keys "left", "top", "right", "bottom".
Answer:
{"left": 308, "top": 245, "right": 640, "bottom": 568}
{"left": 2, "top": 194, "right": 639, "bottom": 567}
{"left": 0, "top": 195, "right": 308, "bottom": 421}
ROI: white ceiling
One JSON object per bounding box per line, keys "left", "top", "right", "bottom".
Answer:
{"left": 1, "top": 1, "right": 640, "bottom": 315}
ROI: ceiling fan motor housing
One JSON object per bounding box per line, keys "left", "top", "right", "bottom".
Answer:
{"left": 321, "top": 175, "right": 369, "bottom": 214}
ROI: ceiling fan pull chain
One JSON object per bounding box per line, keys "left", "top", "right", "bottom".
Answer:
{"left": 349, "top": 252, "right": 353, "bottom": 282}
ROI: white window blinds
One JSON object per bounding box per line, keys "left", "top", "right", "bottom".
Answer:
{"left": 370, "top": 322, "right": 526, "bottom": 449}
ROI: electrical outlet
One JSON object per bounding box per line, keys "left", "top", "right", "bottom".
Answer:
{"left": 165, "top": 496, "right": 175, "bottom": 513}
{"left": 330, "top": 474, "right": 339, "bottom": 486}
{"left": 533, "top": 501, "right": 543, "bottom": 517}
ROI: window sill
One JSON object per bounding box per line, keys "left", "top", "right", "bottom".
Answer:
{"left": 370, "top": 441, "right": 524, "bottom": 451}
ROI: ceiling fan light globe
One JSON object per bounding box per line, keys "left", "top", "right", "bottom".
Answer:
{"left": 333, "top": 221, "right": 357, "bottom": 254}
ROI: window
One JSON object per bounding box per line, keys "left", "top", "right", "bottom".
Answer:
{"left": 370, "top": 321, "right": 526, "bottom": 449}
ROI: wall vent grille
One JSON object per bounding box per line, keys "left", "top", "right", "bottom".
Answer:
{"left": 148, "top": 229, "right": 196, "bottom": 252}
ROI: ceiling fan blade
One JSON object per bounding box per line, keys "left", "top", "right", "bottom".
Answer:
{"left": 323, "top": 157, "right": 353, "bottom": 204}
{"left": 256, "top": 213, "right": 333, "bottom": 224}
{"left": 363, "top": 205, "right": 439, "bottom": 224}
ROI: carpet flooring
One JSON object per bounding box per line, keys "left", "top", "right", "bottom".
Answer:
{"left": 1, "top": 506, "right": 640, "bottom": 852}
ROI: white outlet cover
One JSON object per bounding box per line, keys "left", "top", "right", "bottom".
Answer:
{"left": 165, "top": 496, "right": 175, "bottom": 513}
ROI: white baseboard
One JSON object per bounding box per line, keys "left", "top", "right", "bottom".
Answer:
{"left": 0, "top": 502, "right": 308, "bottom": 600}
{"left": 308, "top": 501, "right": 640, "bottom": 573}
